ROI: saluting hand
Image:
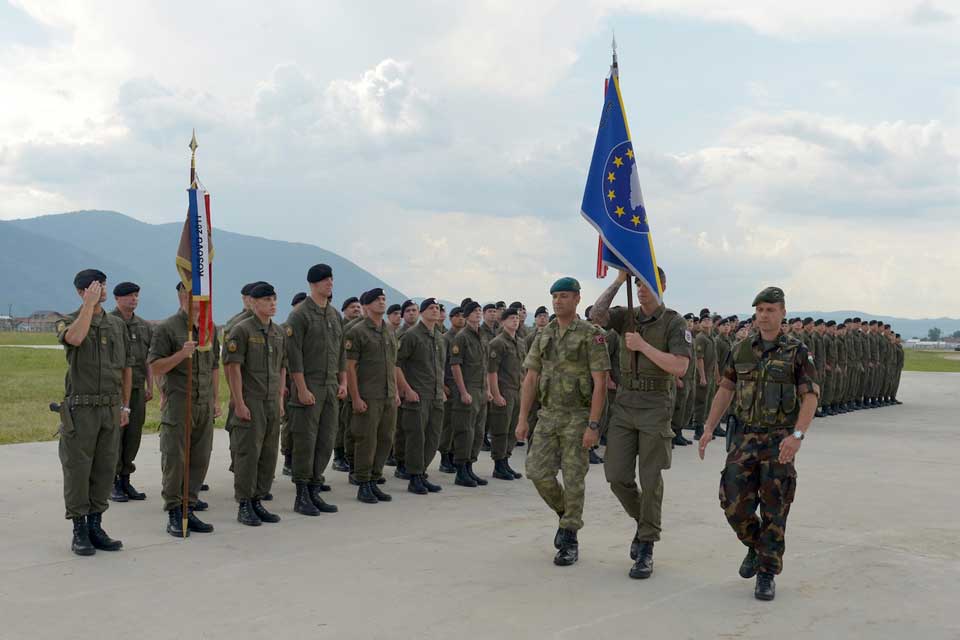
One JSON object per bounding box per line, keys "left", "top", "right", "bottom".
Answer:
{"left": 82, "top": 281, "right": 102, "bottom": 307}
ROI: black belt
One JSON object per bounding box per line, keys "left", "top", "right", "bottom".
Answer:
{"left": 67, "top": 394, "right": 120, "bottom": 408}
{"left": 620, "top": 377, "right": 672, "bottom": 392}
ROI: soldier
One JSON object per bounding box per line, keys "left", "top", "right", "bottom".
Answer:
{"left": 397, "top": 300, "right": 418, "bottom": 337}
{"left": 285, "top": 265, "right": 345, "bottom": 517}
{"left": 386, "top": 304, "right": 403, "bottom": 333}
{"left": 108, "top": 281, "right": 153, "bottom": 503}
{"left": 699, "top": 286, "right": 819, "bottom": 601}
{"left": 524, "top": 306, "right": 551, "bottom": 444}
{"left": 389, "top": 300, "right": 420, "bottom": 472}
{"left": 892, "top": 334, "right": 904, "bottom": 404}
{"left": 587, "top": 305, "right": 620, "bottom": 463}
{"left": 149, "top": 282, "right": 220, "bottom": 537}
{"left": 281, "top": 292, "right": 307, "bottom": 477}
{"left": 342, "top": 296, "right": 362, "bottom": 322}
{"left": 692, "top": 311, "right": 717, "bottom": 439}
{"left": 57, "top": 269, "right": 132, "bottom": 556}
{"left": 671, "top": 313, "right": 698, "bottom": 447}
{"left": 221, "top": 282, "right": 262, "bottom": 477}
{"left": 223, "top": 282, "right": 287, "bottom": 526}
{"left": 450, "top": 301, "right": 491, "bottom": 487}
{"left": 331, "top": 296, "right": 363, "bottom": 473}
{"left": 438, "top": 306, "right": 465, "bottom": 473}
{"left": 487, "top": 306, "right": 526, "bottom": 480}
{"left": 592, "top": 268, "right": 690, "bottom": 578}
{"left": 517, "top": 277, "right": 609, "bottom": 566}
{"left": 345, "top": 288, "right": 400, "bottom": 503}
{"left": 511, "top": 302, "right": 529, "bottom": 341}
{"left": 395, "top": 298, "right": 446, "bottom": 494}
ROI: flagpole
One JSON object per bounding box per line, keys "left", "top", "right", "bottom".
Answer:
{"left": 182, "top": 130, "right": 198, "bottom": 538}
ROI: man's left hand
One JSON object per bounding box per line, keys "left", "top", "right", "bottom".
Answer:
{"left": 778, "top": 435, "right": 802, "bottom": 464}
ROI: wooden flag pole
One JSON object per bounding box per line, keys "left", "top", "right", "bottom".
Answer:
{"left": 182, "top": 131, "right": 198, "bottom": 538}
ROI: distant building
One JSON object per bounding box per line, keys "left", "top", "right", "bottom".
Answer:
{"left": 12, "top": 311, "right": 68, "bottom": 333}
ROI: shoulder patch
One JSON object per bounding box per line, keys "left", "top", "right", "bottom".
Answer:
{"left": 286, "top": 326, "right": 293, "bottom": 337}
{"left": 685, "top": 330, "right": 693, "bottom": 344}
{"left": 56, "top": 320, "right": 66, "bottom": 334}
{"left": 345, "top": 339, "right": 353, "bottom": 350}
{"left": 227, "top": 341, "right": 238, "bottom": 353}
{"left": 451, "top": 344, "right": 460, "bottom": 355}
{"left": 490, "top": 349, "right": 498, "bottom": 358}
{"left": 594, "top": 335, "right": 606, "bottom": 345}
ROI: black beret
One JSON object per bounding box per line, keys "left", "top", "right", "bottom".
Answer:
{"left": 483, "top": 303, "right": 496, "bottom": 312}
{"left": 341, "top": 296, "right": 360, "bottom": 311}
{"left": 781, "top": 318, "right": 788, "bottom": 325}
{"left": 683, "top": 313, "right": 695, "bottom": 320}
{"left": 460, "top": 298, "right": 473, "bottom": 309}
{"left": 249, "top": 282, "right": 276, "bottom": 299}
{"left": 500, "top": 307, "right": 518, "bottom": 321}
{"left": 419, "top": 298, "right": 438, "bottom": 313}
{"left": 838, "top": 322, "right": 846, "bottom": 328}
{"left": 496, "top": 301, "right": 506, "bottom": 308}
{"left": 752, "top": 287, "right": 785, "bottom": 306}
{"left": 535, "top": 306, "right": 548, "bottom": 317}
{"left": 802, "top": 317, "right": 813, "bottom": 325}
{"left": 113, "top": 281, "right": 139, "bottom": 297}
{"left": 240, "top": 282, "right": 257, "bottom": 296}
{"left": 509, "top": 301, "right": 523, "bottom": 310}
{"left": 462, "top": 301, "right": 481, "bottom": 316}
{"left": 439, "top": 303, "right": 445, "bottom": 312}
{"left": 448, "top": 306, "right": 463, "bottom": 318}
{"left": 826, "top": 320, "right": 836, "bottom": 327}
{"left": 868, "top": 320, "right": 877, "bottom": 326}
{"left": 74, "top": 269, "right": 106, "bottom": 290}
{"left": 387, "top": 304, "right": 402, "bottom": 315}
{"left": 884, "top": 324, "right": 891, "bottom": 329}
{"left": 814, "top": 319, "right": 824, "bottom": 326}
{"left": 852, "top": 317, "right": 862, "bottom": 323}
{"left": 291, "top": 292, "right": 307, "bottom": 306}
{"left": 401, "top": 300, "right": 417, "bottom": 313}
{"left": 307, "top": 263, "right": 333, "bottom": 283}
{"left": 360, "top": 288, "right": 385, "bottom": 305}
{"left": 895, "top": 333, "right": 900, "bottom": 338}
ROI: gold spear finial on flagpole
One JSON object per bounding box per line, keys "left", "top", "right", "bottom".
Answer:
{"left": 189, "top": 130, "right": 198, "bottom": 188}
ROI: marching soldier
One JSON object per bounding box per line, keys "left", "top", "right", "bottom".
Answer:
{"left": 224, "top": 282, "right": 287, "bottom": 526}
{"left": 692, "top": 311, "right": 716, "bottom": 439}
{"left": 149, "top": 282, "right": 219, "bottom": 537}
{"left": 699, "top": 287, "right": 819, "bottom": 601}
{"left": 109, "top": 281, "right": 153, "bottom": 502}
{"left": 57, "top": 269, "right": 131, "bottom": 556}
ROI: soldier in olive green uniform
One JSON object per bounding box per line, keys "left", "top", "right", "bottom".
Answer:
{"left": 396, "top": 298, "right": 446, "bottom": 494}
{"left": 345, "top": 288, "right": 400, "bottom": 504}
{"left": 893, "top": 334, "right": 904, "bottom": 403}
{"left": 224, "top": 282, "right": 287, "bottom": 526}
{"left": 389, "top": 299, "right": 420, "bottom": 473}
{"left": 517, "top": 278, "right": 610, "bottom": 567}
{"left": 281, "top": 291, "right": 307, "bottom": 477}
{"left": 108, "top": 281, "right": 153, "bottom": 502}
{"left": 438, "top": 306, "right": 465, "bottom": 473}
{"left": 221, "top": 282, "right": 260, "bottom": 474}
{"left": 285, "top": 265, "right": 345, "bottom": 517}
{"left": 332, "top": 296, "right": 363, "bottom": 472}
{"left": 148, "top": 282, "right": 219, "bottom": 537}
{"left": 487, "top": 306, "right": 526, "bottom": 481}
{"left": 449, "top": 301, "right": 492, "bottom": 487}
{"left": 57, "top": 269, "right": 132, "bottom": 556}
{"left": 593, "top": 268, "right": 690, "bottom": 578}
{"left": 523, "top": 306, "right": 551, "bottom": 445}
{"left": 692, "top": 313, "right": 716, "bottom": 438}
{"left": 671, "top": 313, "right": 698, "bottom": 446}
{"left": 699, "top": 286, "right": 820, "bottom": 602}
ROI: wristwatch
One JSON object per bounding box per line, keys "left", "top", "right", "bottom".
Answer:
{"left": 121, "top": 406, "right": 131, "bottom": 414}
{"left": 588, "top": 420, "right": 601, "bottom": 431}
{"left": 792, "top": 430, "right": 804, "bottom": 441}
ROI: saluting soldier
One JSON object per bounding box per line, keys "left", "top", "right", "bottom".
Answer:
{"left": 109, "top": 281, "right": 153, "bottom": 502}
{"left": 395, "top": 298, "right": 446, "bottom": 494}
{"left": 148, "top": 282, "right": 220, "bottom": 537}
{"left": 285, "top": 265, "right": 345, "bottom": 517}
{"left": 224, "top": 282, "right": 287, "bottom": 526}
{"left": 345, "top": 288, "right": 400, "bottom": 503}
{"left": 57, "top": 269, "right": 132, "bottom": 556}
{"left": 517, "top": 278, "right": 610, "bottom": 567}
{"left": 449, "top": 301, "right": 491, "bottom": 487}
{"left": 699, "top": 286, "right": 819, "bottom": 601}
{"left": 487, "top": 306, "right": 526, "bottom": 481}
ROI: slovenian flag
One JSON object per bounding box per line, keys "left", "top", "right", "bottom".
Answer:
{"left": 176, "top": 185, "right": 215, "bottom": 350}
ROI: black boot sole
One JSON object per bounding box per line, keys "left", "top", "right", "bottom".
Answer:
{"left": 167, "top": 527, "right": 189, "bottom": 538}
{"left": 72, "top": 545, "right": 96, "bottom": 556}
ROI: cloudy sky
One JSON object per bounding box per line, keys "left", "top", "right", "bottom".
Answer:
{"left": 1, "top": 0, "right": 958, "bottom": 317}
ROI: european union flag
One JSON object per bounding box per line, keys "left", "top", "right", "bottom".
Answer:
{"left": 581, "top": 71, "right": 663, "bottom": 302}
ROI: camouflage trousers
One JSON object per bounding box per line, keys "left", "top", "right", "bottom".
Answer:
{"left": 719, "top": 430, "right": 797, "bottom": 575}
{"left": 525, "top": 408, "right": 590, "bottom": 531}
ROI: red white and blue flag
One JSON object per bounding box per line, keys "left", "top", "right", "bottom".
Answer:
{"left": 176, "top": 184, "right": 215, "bottom": 350}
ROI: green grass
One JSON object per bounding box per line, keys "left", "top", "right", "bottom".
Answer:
{"left": 0, "top": 343, "right": 230, "bottom": 445}
{"left": 903, "top": 349, "right": 960, "bottom": 373}
{"left": 0, "top": 331, "right": 59, "bottom": 345}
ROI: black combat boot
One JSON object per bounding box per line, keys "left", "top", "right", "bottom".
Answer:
{"left": 200, "top": 483, "right": 210, "bottom": 491}
{"left": 815, "top": 407, "right": 825, "bottom": 418}
{"left": 394, "top": 464, "right": 411, "bottom": 480}
{"left": 87, "top": 512, "right": 122, "bottom": 551}
{"left": 357, "top": 481, "right": 378, "bottom": 504}
{"left": 438, "top": 452, "right": 456, "bottom": 474}
{"left": 121, "top": 474, "right": 146, "bottom": 500}
{"left": 693, "top": 424, "right": 704, "bottom": 441}
{"left": 588, "top": 448, "right": 604, "bottom": 464}
{"left": 332, "top": 448, "right": 350, "bottom": 472}
{"left": 187, "top": 508, "right": 214, "bottom": 533}
{"left": 454, "top": 463, "right": 477, "bottom": 488}
{"left": 504, "top": 458, "right": 523, "bottom": 479}
{"left": 167, "top": 507, "right": 188, "bottom": 538}
{"left": 714, "top": 425, "right": 727, "bottom": 437}
{"left": 71, "top": 516, "right": 95, "bottom": 556}
{"left": 294, "top": 483, "right": 321, "bottom": 516}
{"left": 252, "top": 499, "right": 281, "bottom": 523}
{"left": 739, "top": 547, "right": 758, "bottom": 578}
{"left": 261, "top": 492, "right": 273, "bottom": 501}
{"left": 348, "top": 473, "right": 360, "bottom": 486}
{"left": 629, "top": 541, "right": 654, "bottom": 579}
{"left": 282, "top": 452, "right": 292, "bottom": 476}
{"left": 308, "top": 485, "right": 338, "bottom": 512}
{"left": 492, "top": 459, "right": 514, "bottom": 480}
{"left": 553, "top": 529, "right": 579, "bottom": 566}
{"left": 194, "top": 498, "right": 208, "bottom": 511}
{"left": 385, "top": 453, "right": 397, "bottom": 467}
{"left": 466, "top": 462, "right": 488, "bottom": 486}
{"left": 672, "top": 433, "right": 689, "bottom": 446}
{"left": 110, "top": 476, "right": 129, "bottom": 502}
{"left": 408, "top": 474, "right": 429, "bottom": 495}
{"left": 755, "top": 572, "right": 776, "bottom": 601}
{"left": 237, "top": 500, "right": 262, "bottom": 526}
{"left": 370, "top": 482, "right": 392, "bottom": 502}
{"left": 421, "top": 474, "right": 442, "bottom": 493}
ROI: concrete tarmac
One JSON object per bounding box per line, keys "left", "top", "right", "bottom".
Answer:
{"left": 0, "top": 371, "right": 957, "bottom": 639}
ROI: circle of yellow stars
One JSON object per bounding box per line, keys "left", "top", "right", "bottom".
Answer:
{"left": 605, "top": 148, "right": 641, "bottom": 226}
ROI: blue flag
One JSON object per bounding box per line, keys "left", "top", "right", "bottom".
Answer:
{"left": 580, "top": 71, "right": 663, "bottom": 302}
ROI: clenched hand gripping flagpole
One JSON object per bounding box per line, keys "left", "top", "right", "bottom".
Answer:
{"left": 182, "top": 132, "right": 198, "bottom": 537}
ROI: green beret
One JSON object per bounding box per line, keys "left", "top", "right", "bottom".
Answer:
{"left": 549, "top": 277, "right": 581, "bottom": 294}
{"left": 752, "top": 286, "right": 785, "bottom": 306}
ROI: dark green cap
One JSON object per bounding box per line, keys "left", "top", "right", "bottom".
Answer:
{"left": 752, "top": 286, "right": 785, "bottom": 306}
{"left": 549, "top": 277, "right": 581, "bottom": 294}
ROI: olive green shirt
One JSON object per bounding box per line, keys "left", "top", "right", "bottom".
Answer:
{"left": 224, "top": 316, "right": 287, "bottom": 402}
{"left": 695, "top": 331, "right": 716, "bottom": 379}
{"left": 285, "top": 296, "right": 345, "bottom": 386}
{"left": 450, "top": 325, "right": 489, "bottom": 391}
{"left": 487, "top": 330, "right": 526, "bottom": 395}
{"left": 148, "top": 309, "right": 220, "bottom": 423}
{"left": 397, "top": 321, "right": 446, "bottom": 401}
{"left": 57, "top": 308, "right": 133, "bottom": 397}
{"left": 110, "top": 309, "right": 152, "bottom": 389}
{"left": 345, "top": 317, "right": 398, "bottom": 400}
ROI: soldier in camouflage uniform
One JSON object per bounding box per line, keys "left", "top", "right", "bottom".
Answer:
{"left": 516, "top": 277, "right": 610, "bottom": 567}
{"left": 699, "top": 287, "right": 819, "bottom": 601}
